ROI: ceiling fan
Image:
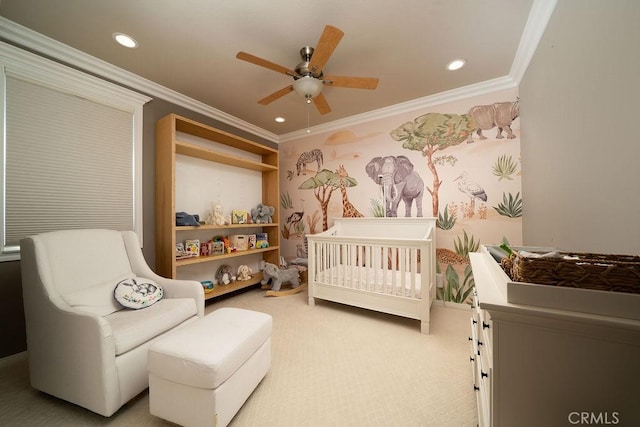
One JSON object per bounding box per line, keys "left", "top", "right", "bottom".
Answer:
{"left": 236, "top": 25, "right": 379, "bottom": 115}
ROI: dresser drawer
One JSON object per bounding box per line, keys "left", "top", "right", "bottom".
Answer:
{"left": 479, "top": 310, "right": 492, "bottom": 362}
{"left": 473, "top": 289, "right": 493, "bottom": 361}
{"left": 477, "top": 346, "right": 492, "bottom": 427}
{"left": 470, "top": 316, "right": 480, "bottom": 356}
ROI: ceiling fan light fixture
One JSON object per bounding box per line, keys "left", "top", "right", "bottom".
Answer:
{"left": 293, "top": 76, "right": 324, "bottom": 100}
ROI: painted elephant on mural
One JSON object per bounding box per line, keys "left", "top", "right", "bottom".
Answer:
{"left": 365, "top": 155, "right": 424, "bottom": 217}
{"left": 467, "top": 98, "right": 519, "bottom": 143}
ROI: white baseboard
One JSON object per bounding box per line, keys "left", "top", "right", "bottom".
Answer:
{"left": 443, "top": 301, "right": 473, "bottom": 311}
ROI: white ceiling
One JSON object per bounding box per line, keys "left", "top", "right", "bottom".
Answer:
{"left": 0, "top": 0, "right": 550, "bottom": 140}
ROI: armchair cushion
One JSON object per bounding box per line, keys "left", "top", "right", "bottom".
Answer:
{"left": 106, "top": 298, "right": 198, "bottom": 356}
{"left": 61, "top": 273, "right": 131, "bottom": 316}
{"left": 114, "top": 276, "right": 163, "bottom": 309}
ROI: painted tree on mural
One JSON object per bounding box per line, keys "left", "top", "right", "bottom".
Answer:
{"left": 390, "top": 113, "right": 475, "bottom": 217}
{"left": 298, "top": 169, "right": 340, "bottom": 231}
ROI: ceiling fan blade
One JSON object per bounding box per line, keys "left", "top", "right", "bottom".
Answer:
{"left": 308, "top": 25, "right": 344, "bottom": 75}
{"left": 258, "top": 85, "right": 294, "bottom": 105}
{"left": 323, "top": 75, "right": 379, "bottom": 90}
{"left": 313, "top": 93, "right": 331, "bottom": 115}
{"left": 236, "top": 51, "right": 297, "bottom": 77}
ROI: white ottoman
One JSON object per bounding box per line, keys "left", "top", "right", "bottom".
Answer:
{"left": 148, "top": 307, "right": 272, "bottom": 427}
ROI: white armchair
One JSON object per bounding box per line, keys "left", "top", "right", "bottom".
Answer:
{"left": 20, "top": 229, "right": 204, "bottom": 417}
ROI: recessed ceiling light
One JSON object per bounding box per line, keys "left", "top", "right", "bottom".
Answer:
{"left": 275, "top": 117, "right": 285, "bottom": 123}
{"left": 446, "top": 59, "right": 466, "bottom": 71}
{"left": 113, "top": 33, "right": 138, "bottom": 49}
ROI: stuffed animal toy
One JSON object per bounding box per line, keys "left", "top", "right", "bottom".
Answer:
{"left": 207, "top": 201, "right": 230, "bottom": 226}
{"left": 215, "top": 264, "right": 236, "bottom": 285}
{"left": 251, "top": 203, "right": 275, "bottom": 224}
{"left": 237, "top": 264, "right": 253, "bottom": 281}
{"left": 260, "top": 262, "right": 300, "bottom": 292}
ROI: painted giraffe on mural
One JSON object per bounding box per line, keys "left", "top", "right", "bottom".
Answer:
{"left": 337, "top": 164, "right": 364, "bottom": 218}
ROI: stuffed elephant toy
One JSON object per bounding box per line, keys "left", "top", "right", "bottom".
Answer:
{"left": 365, "top": 155, "right": 424, "bottom": 217}
{"left": 251, "top": 203, "right": 275, "bottom": 223}
{"left": 260, "top": 262, "right": 299, "bottom": 292}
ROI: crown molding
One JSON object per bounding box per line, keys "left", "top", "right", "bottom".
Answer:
{"left": 0, "top": 0, "right": 556, "bottom": 144}
{"left": 509, "top": 0, "right": 558, "bottom": 83}
{"left": 0, "top": 17, "right": 279, "bottom": 143}
{"left": 278, "top": 75, "right": 517, "bottom": 142}
{"left": 0, "top": 42, "right": 151, "bottom": 108}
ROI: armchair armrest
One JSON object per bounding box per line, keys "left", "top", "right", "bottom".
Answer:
{"left": 152, "top": 276, "right": 205, "bottom": 317}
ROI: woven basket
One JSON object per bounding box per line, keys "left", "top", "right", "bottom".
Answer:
{"left": 506, "top": 251, "right": 640, "bottom": 294}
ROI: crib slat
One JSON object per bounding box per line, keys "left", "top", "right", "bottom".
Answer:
{"left": 410, "top": 247, "right": 417, "bottom": 298}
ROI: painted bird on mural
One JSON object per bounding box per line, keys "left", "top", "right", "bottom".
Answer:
{"left": 454, "top": 172, "right": 487, "bottom": 203}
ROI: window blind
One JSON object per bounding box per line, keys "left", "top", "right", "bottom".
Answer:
{"left": 3, "top": 75, "right": 135, "bottom": 249}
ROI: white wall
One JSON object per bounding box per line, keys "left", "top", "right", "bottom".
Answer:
{"left": 520, "top": 0, "right": 640, "bottom": 254}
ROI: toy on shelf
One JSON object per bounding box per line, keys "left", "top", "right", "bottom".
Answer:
{"left": 251, "top": 203, "right": 275, "bottom": 224}
{"left": 200, "top": 280, "right": 214, "bottom": 293}
{"left": 184, "top": 240, "right": 200, "bottom": 257}
{"left": 212, "top": 235, "right": 234, "bottom": 254}
{"left": 211, "top": 241, "right": 225, "bottom": 255}
{"left": 200, "top": 241, "right": 213, "bottom": 256}
{"left": 175, "top": 242, "right": 191, "bottom": 260}
{"left": 206, "top": 201, "right": 230, "bottom": 226}
{"left": 229, "top": 235, "right": 248, "bottom": 251}
{"left": 255, "top": 232, "right": 269, "bottom": 249}
{"left": 232, "top": 210, "right": 249, "bottom": 224}
{"left": 215, "top": 264, "right": 236, "bottom": 285}
{"left": 176, "top": 211, "right": 201, "bottom": 227}
{"left": 237, "top": 264, "right": 253, "bottom": 281}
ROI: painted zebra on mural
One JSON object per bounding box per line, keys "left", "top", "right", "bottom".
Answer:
{"left": 296, "top": 148, "right": 324, "bottom": 175}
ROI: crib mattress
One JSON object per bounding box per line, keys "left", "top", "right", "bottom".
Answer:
{"left": 314, "top": 264, "right": 423, "bottom": 299}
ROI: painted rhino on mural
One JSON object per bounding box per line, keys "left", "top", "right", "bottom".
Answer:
{"left": 467, "top": 99, "right": 519, "bottom": 143}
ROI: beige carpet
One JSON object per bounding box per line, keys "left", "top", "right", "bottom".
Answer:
{"left": 0, "top": 288, "right": 477, "bottom": 426}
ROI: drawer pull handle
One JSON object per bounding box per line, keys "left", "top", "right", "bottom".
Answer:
{"left": 474, "top": 385, "right": 480, "bottom": 391}
{"left": 481, "top": 371, "right": 489, "bottom": 379}
{"left": 470, "top": 356, "right": 475, "bottom": 362}
{"left": 472, "top": 319, "right": 478, "bottom": 325}
{"left": 477, "top": 340, "right": 483, "bottom": 346}
{"left": 482, "top": 321, "right": 490, "bottom": 329}
{"left": 468, "top": 337, "right": 473, "bottom": 341}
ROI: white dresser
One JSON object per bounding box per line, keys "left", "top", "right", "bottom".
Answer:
{"left": 469, "top": 247, "right": 640, "bottom": 427}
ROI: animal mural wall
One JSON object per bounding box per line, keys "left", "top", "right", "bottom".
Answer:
{"left": 279, "top": 88, "right": 522, "bottom": 303}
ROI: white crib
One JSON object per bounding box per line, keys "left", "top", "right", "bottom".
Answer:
{"left": 307, "top": 217, "right": 437, "bottom": 334}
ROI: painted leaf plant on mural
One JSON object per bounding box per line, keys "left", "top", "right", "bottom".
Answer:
{"left": 280, "top": 91, "right": 522, "bottom": 304}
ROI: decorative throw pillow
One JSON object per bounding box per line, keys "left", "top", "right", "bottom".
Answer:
{"left": 114, "top": 277, "right": 163, "bottom": 309}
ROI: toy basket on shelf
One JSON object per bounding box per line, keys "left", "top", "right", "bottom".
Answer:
{"left": 501, "top": 250, "right": 640, "bottom": 294}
